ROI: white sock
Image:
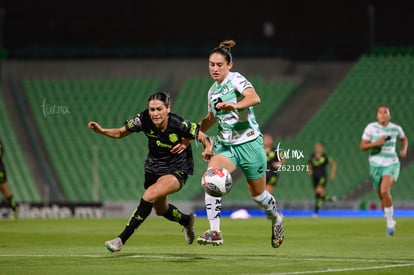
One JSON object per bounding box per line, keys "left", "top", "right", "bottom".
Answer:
{"left": 205, "top": 192, "right": 222, "bottom": 232}
{"left": 384, "top": 206, "right": 395, "bottom": 226}
{"left": 253, "top": 191, "right": 281, "bottom": 224}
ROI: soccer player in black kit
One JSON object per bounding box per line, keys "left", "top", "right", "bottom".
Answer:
{"left": 88, "top": 92, "right": 212, "bottom": 252}
{"left": 0, "top": 139, "right": 18, "bottom": 218}
{"left": 307, "top": 141, "right": 337, "bottom": 218}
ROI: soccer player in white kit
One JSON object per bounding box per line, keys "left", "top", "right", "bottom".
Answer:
{"left": 196, "top": 40, "right": 284, "bottom": 248}
{"left": 360, "top": 105, "right": 408, "bottom": 236}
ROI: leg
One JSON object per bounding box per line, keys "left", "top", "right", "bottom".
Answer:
{"left": 0, "top": 182, "right": 17, "bottom": 216}
{"left": 248, "top": 176, "right": 284, "bottom": 248}
{"left": 205, "top": 154, "right": 235, "bottom": 232}
{"left": 314, "top": 183, "right": 324, "bottom": 216}
{"left": 151, "top": 175, "right": 191, "bottom": 226}
{"left": 151, "top": 175, "right": 195, "bottom": 244}
{"left": 379, "top": 175, "right": 396, "bottom": 234}
{"left": 107, "top": 174, "right": 182, "bottom": 252}
{"left": 266, "top": 184, "right": 275, "bottom": 194}
{"left": 197, "top": 154, "right": 235, "bottom": 245}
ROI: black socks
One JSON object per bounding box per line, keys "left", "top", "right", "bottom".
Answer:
{"left": 118, "top": 198, "right": 153, "bottom": 244}
{"left": 163, "top": 204, "right": 190, "bottom": 226}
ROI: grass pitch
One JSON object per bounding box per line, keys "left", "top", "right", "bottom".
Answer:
{"left": 0, "top": 216, "right": 413, "bottom": 274}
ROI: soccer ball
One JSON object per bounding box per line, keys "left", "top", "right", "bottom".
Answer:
{"left": 201, "top": 167, "right": 233, "bottom": 197}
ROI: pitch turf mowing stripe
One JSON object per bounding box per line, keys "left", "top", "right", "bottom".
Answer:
{"left": 0, "top": 254, "right": 413, "bottom": 264}
{"left": 262, "top": 263, "right": 414, "bottom": 275}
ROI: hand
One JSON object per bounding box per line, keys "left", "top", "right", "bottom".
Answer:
{"left": 400, "top": 150, "right": 407, "bottom": 158}
{"left": 88, "top": 121, "right": 103, "bottom": 134}
{"left": 375, "top": 137, "right": 387, "bottom": 146}
{"left": 216, "top": 102, "right": 236, "bottom": 111}
{"left": 171, "top": 138, "right": 191, "bottom": 154}
{"left": 201, "top": 147, "right": 213, "bottom": 162}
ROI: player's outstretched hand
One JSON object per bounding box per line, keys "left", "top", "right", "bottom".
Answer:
{"left": 88, "top": 121, "right": 103, "bottom": 134}
{"left": 171, "top": 138, "right": 191, "bottom": 154}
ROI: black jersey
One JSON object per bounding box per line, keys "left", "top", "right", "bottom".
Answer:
{"left": 266, "top": 147, "right": 280, "bottom": 174}
{"left": 308, "top": 153, "right": 332, "bottom": 178}
{"left": 0, "top": 139, "right": 4, "bottom": 167}
{"left": 124, "top": 110, "right": 200, "bottom": 175}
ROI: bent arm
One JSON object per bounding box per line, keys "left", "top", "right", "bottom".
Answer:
{"left": 330, "top": 160, "right": 337, "bottom": 180}
{"left": 199, "top": 112, "right": 217, "bottom": 132}
{"left": 235, "top": 87, "right": 261, "bottom": 109}
{"left": 88, "top": 121, "right": 132, "bottom": 139}
{"left": 360, "top": 138, "right": 385, "bottom": 151}
{"left": 400, "top": 137, "right": 408, "bottom": 158}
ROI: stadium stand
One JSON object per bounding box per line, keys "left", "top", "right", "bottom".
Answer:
{"left": 23, "top": 78, "right": 161, "bottom": 202}
{"left": 276, "top": 51, "right": 413, "bottom": 202}
{"left": 0, "top": 90, "right": 41, "bottom": 202}
{"left": 228, "top": 50, "right": 414, "bottom": 203}
{"left": 16, "top": 51, "right": 413, "bottom": 204}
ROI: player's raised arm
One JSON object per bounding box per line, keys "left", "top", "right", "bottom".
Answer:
{"left": 88, "top": 121, "right": 132, "bottom": 139}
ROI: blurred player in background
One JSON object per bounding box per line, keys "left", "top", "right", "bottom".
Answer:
{"left": 196, "top": 40, "right": 284, "bottom": 248}
{"left": 360, "top": 104, "right": 408, "bottom": 236}
{"left": 263, "top": 133, "right": 285, "bottom": 195}
{"left": 307, "top": 141, "right": 337, "bottom": 218}
{"left": 88, "top": 92, "right": 212, "bottom": 252}
{"left": 0, "top": 139, "right": 18, "bottom": 219}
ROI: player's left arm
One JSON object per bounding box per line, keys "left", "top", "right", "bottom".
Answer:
{"left": 399, "top": 137, "right": 408, "bottom": 158}
{"left": 216, "top": 87, "right": 260, "bottom": 111}
{"left": 329, "top": 157, "right": 337, "bottom": 180}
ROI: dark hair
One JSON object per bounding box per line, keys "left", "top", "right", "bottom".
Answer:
{"left": 148, "top": 92, "right": 170, "bottom": 107}
{"left": 376, "top": 104, "right": 391, "bottom": 114}
{"left": 210, "top": 40, "right": 236, "bottom": 64}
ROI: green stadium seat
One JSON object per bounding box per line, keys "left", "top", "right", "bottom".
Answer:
{"left": 0, "top": 90, "right": 41, "bottom": 202}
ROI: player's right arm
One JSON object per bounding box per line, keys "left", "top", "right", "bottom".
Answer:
{"left": 199, "top": 112, "right": 217, "bottom": 132}
{"left": 360, "top": 124, "right": 387, "bottom": 151}
{"left": 88, "top": 121, "right": 132, "bottom": 139}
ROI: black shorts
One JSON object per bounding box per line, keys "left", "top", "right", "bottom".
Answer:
{"left": 144, "top": 171, "right": 189, "bottom": 190}
{"left": 312, "top": 176, "right": 327, "bottom": 189}
{"left": 266, "top": 171, "right": 279, "bottom": 187}
{"left": 0, "top": 167, "right": 6, "bottom": 184}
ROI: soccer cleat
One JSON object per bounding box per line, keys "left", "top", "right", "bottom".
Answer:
{"left": 183, "top": 212, "right": 195, "bottom": 244}
{"left": 197, "top": 230, "right": 223, "bottom": 246}
{"left": 386, "top": 220, "right": 396, "bottom": 237}
{"left": 272, "top": 213, "right": 284, "bottom": 248}
{"left": 104, "top": 237, "right": 123, "bottom": 252}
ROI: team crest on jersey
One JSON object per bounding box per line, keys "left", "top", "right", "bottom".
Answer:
{"left": 169, "top": 133, "right": 179, "bottom": 143}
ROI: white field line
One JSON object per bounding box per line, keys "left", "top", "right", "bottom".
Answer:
{"left": 260, "top": 263, "right": 414, "bottom": 275}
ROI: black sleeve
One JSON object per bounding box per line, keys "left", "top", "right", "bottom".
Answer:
{"left": 307, "top": 154, "right": 313, "bottom": 165}
{"left": 174, "top": 114, "right": 200, "bottom": 139}
{"left": 124, "top": 112, "right": 144, "bottom": 132}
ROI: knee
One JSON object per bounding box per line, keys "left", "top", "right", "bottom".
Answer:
{"left": 142, "top": 189, "right": 158, "bottom": 203}
{"left": 380, "top": 189, "right": 390, "bottom": 198}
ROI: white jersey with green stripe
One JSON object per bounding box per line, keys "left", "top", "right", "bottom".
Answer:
{"left": 361, "top": 121, "right": 405, "bottom": 167}
{"left": 207, "top": 71, "right": 261, "bottom": 145}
